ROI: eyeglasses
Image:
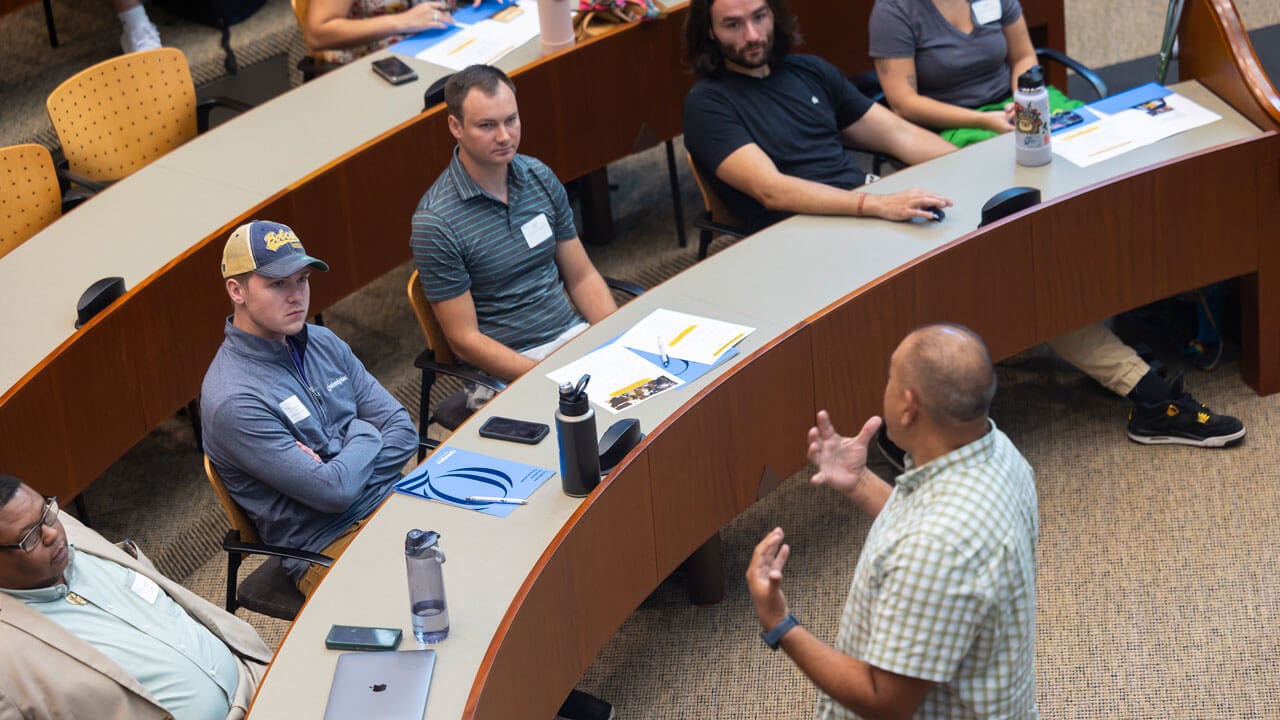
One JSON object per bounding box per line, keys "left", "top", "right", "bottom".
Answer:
{"left": 0, "top": 496, "right": 58, "bottom": 553}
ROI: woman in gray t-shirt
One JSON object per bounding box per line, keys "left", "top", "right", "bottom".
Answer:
{"left": 869, "top": 0, "right": 1034, "bottom": 145}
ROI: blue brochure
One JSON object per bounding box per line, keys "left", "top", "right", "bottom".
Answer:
{"left": 394, "top": 446, "right": 555, "bottom": 517}
{"left": 388, "top": 0, "right": 511, "bottom": 58}
{"left": 1088, "top": 82, "right": 1172, "bottom": 116}
{"left": 625, "top": 346, "right": 739, "bottom": 387}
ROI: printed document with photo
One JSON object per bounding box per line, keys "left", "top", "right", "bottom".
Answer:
{"left": 546, "top": 343, "right": 683, "bottom": 414}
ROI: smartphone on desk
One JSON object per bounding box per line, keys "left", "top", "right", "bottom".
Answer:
{"left": 325, "top": 624, "right": 403, "bottom": 651}
{"left": 371, "top": 56, "right": 418, "bottom": 85}
{"left": 479, "top": 416, "right": 550, "bottom": 445}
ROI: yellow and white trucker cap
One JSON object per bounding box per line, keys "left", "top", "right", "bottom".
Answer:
{"left": 221, "top": 220, "right": 330, "bottom": 279}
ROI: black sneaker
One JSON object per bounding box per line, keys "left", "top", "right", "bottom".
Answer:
{"left": 556, "top": 690, "right": 615, "bottom": 720}
{"left": 1126, "top": 375, "right": 1245, "bottom": 447}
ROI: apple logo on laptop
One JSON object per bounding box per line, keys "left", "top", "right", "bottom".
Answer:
{"left": 371, "top": 684, "right": 387, "bottom": 693}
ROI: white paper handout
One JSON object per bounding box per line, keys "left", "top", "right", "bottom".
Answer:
{"left": 546, "top": 343, "right": 683, "bottom": 414}
{"left": 415, "top": 0, "right": 541, "bottom": 71}
{"left": 616, "top": 309, "right": 755, "bottom": 366}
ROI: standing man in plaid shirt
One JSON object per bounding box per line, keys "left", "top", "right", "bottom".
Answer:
{"left": 747, "top": 323, "right": 1039, "bottom": 718}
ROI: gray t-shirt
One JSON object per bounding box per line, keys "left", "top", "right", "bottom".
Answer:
{"left": 869, "top": 0, "right": 1023, "bottom": 108}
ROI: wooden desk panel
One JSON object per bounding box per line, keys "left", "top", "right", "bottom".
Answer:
{"left": 1030, "top": 135, "right": 1275, "bottom": 342}
{"left": 467, "top": 456, "right": 657, "bottom": 720}
{"left": 646, "top": 326, "right": 814, "bottom": 577}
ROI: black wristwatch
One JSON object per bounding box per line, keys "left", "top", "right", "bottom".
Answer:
{"left": 761, "top": 613, "right": 800, "bottom": 650}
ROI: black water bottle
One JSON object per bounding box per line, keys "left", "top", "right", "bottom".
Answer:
{"left": 556, "top": 374, "right": 600, "bottom": 497}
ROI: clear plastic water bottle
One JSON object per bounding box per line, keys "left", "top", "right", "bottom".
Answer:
{"left": 556, "top": 374, "right": 600, "bottom": 497}
{"left": 1013, "top": 65, "right": 1052, "bottom": 167}
{"left": 405, "top": 529, "right": 449, "bottom": 644}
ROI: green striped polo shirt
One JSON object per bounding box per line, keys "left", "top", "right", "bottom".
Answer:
{"left": 410, "top": 149, "right": 582, "bottom": 352}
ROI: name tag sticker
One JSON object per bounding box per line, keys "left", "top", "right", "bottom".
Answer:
{"left": 521, "top": 213, "right": 553, "bottom": 249}
{"left": 972, "top": 0, "right": 1001, "bottom": 25}
{"left": 279, "top": 395, "right": 311, "bottom": 425}
{"left": 130, "top": 572, "right": 160, "bottom": 604}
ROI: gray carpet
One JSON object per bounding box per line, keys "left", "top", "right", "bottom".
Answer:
{"left": 8, "top": 1, "right": 1280, "bottom": 717}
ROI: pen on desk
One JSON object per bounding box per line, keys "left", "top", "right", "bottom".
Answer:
{"left": 657, "top": 336, "right": 670, "bottom": 367}
{"left": 466, "top": 495, "right": 527, "bottom": 505}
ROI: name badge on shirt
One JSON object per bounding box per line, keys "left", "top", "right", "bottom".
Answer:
{"left": 130, "top": 571, "right": 161, "bottom": 605}
{"left": 971, "top": 0, "right": 1001, "bottom": 25}
{"left": 279, "top": 395, "right": 311, "bottom": 425}
{"left": 520, "top": 213, "right": 553, "bottom": 249}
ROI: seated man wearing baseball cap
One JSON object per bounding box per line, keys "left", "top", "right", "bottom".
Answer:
{"left": 200, "top": 221, "right": 417, "bottom": 597}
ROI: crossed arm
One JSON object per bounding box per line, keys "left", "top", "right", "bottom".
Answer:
{"left": 431, "top": 237, "right": 616, "bottom": 381}
{"left": 875, "top": 16, "right": 1039, "bottom": 133}
{"left": 713, "top": 104, "right": 955, "bottom": 223}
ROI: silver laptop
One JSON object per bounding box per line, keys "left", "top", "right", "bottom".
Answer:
{"left": 323, "top": 649, "right": 436, "bottom": 719}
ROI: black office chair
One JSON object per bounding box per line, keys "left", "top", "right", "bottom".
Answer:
{"left": 407, "top": 270, "right": 644, "bottom": 460}
{"left": 204, "top": 456, "right": 333, "bottom": 619}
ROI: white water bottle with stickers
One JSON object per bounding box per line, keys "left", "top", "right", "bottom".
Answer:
{"left": 1013, "top": 65, "right": 1052, "bottom": 167}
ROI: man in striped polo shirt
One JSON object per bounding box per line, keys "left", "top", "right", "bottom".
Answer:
{"left": 748, "top": 324, "right": 1039, "bottom": 719}
{"left": 410, "top": 64, "right": 618, "bottom": 409}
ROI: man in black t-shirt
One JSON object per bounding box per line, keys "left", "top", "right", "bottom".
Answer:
{"left": 683, "top": 0, "right": 956, "bottom": 232}
{"left": 682, "top": 0, "right": 1247, "bottom": 451}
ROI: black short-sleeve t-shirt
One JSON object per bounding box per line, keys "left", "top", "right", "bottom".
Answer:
{"left": 683, "top": 54, "right": 877, "bottom": 232}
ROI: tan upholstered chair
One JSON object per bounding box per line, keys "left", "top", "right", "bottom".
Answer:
{"left": 685, "top": 152, "right": 746, "bottom": 261}
{"left": 0, "top": 144, "right": 61, "bottom": 259}
{"left": 45, "top": 48, "right": 251, "bottom": 185}
{"left": 290, "top": 0, "right": 343, "bottom": 81}
{"left": 407, "top": 269, "right": 506, "bottom": 460}
{"left": 203, "top": 455, "right": 332, "bottom": 619}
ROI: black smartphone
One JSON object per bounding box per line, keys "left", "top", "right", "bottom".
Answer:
{"left": 479, "top": 416, "right": 550, "bottom": 444}
{"left": 371, "top": 56, "right": 418, "bottom": 85}
{"left": 325, "top": 624, "right": 403, "bottom": 651}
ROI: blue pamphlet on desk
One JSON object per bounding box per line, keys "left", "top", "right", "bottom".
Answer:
{"left": 627, "top": 346, "right": 739, "bottom": 386}
{"left": 394, "top": 446, "right": 554, "bottom": 517}
{"left": 593, "top": 335, "right": 739, "bottom": 388}
{"left": 388, "top": 0, "right": 510, "bottom": 57}
{"left": 1088, "top": 82, "right": 1172, "bottom": 115}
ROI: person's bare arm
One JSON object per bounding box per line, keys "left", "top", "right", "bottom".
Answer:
{"left": 715, "top": 142, "right": 950, "bottom": 223}
{"left": 747, "top": 529, "right": 934, "bottom": 719}
{"left": 555, "top": 238, "right": 616, "bottom": 324}
{"left": 842, "top": 103, "right": 957, "bottom": 166}
{"left": 875, "top": 56, "right": 1013, "bottom": 133}
{"left": 305, "top": 0, "right": 454, "bottom": 51}
{"left": 1004, "top": 17, "right": 1038, "bottom": 96}
{"left": 430, "top": 290, "right": 535, "bottom": 381}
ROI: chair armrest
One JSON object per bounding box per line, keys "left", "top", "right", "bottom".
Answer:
{"left": 604, "top": 277, "right": 645, "bottom": 297}
{"left": 222, "top": 530, "right": 333, "bottom": 568}
{"left": 55, "top": 164, "right": 108, "bottom": 195}
{"left": 197, "top": 96, "right": 255, "bottom": 132}
{"left": 1036, "top": 47, "right": 1109, "bottom": 99}
{"left": 692, "top": 211, "right": 748, "bottom": 239}
{"left": 413, "top": 350, "right": 507, "bottom": 392}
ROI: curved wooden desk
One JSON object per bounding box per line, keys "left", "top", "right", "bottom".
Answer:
{"left": 0, "top": 0, "right": 1073, "bottom": 503}
{"left": 249, "top": 2, "right": 1280, "bottom": 717}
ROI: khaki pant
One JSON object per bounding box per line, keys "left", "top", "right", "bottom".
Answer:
{"left": 1047, "top": 321, "right": 1149, "bottom": 397}
{"left": 296, "top": 518, "right": 367, "bottom": 598}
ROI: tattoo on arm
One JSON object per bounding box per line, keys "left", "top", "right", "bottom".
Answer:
{"left": 906, "top": 73, "right": 917, "bottom": 91}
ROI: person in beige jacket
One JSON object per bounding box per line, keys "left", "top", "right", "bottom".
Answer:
{"left": 0, "top": 475, "right": 272, "bottom": 720}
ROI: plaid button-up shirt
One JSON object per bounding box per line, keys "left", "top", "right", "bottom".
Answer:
{"left": 815, "top": 421, "right": 1039, "bottom": 719}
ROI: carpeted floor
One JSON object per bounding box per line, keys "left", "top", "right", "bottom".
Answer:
{"left": 7, "top": 0, "right": 1280, "bottom": 717}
